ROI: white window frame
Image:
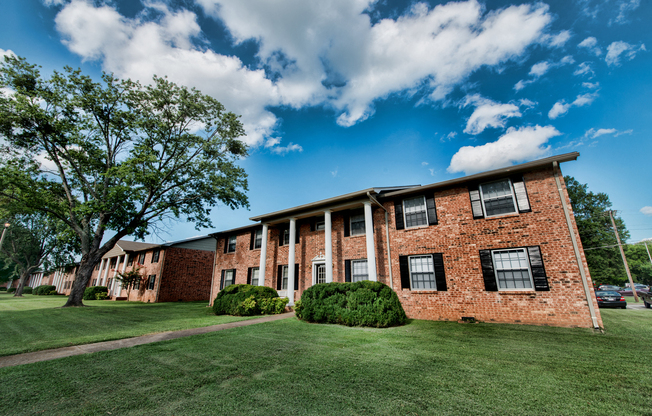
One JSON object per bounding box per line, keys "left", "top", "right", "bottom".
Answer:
{"left": 312, "top": 262, "right": 326, "bottom": 285}
{"left": 479, "top": 179, "right": 518, "bottom": 218}
{"left": 282, "top": 229, "right": 290, "bottom": 245}
{"left": 351, "top": 259, "right": 368, "bottom": 282}
{"left": 281, "top": 265, "right": 289, "bottom": 290}
{"left": 350, "top": 212, "right": 365, "bottom": 236}
{"left": 491, "top": 248, "right": 534, "bottom": 291}
{"left": 251, "top": 267, "right": 260, "bottom": 286}
{"left": 227, "top": 235, "right": 237, "bottom": 253}
{"left": 408, "top": 255, "right": 437, "bottom": 290}
{"left": 315, "top": 221, "right": 325, "bottom": 231}
{"left": 253, "top": 230, "right": 263, "bottom": 249}
{"left": 402, "top": 196, "right": 429, "bottom": 228}
{"left": 223, "top": 269, "right": 235, "bottom": 288}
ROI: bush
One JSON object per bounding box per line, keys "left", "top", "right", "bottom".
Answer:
{"left": 22, "top": 286, "right": 33, "bottom": 294}
{"left": 212, "top": 284, "right": 287, "bottom": 316}
{"left": 95, "top": 292, "right": 108, "bottom": 300}
{"left": 295, "top": 281, "right": 407, "bottom": 328}
{"left": 83, "top": 286, "right": 108, "bottom": 301}
{"left": 0, "top": 287, "right": 6, "bottom": 291}
{"left": 35, "top": 285, "right": 57, "bottom": 295}
{"left": 7, "top": 288, "right": 16, "bottom": 293}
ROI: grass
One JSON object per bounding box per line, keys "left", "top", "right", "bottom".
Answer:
{"left": 0, "top": 303, "right": 651, "bottom": 415}
{"left": 0, "top": 293, "right": 256, "bottom": 356}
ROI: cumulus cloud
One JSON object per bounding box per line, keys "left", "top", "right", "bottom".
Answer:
{"left": 584, "top": 128, "right": 633, "bottom": 138}
{"left": 271, "top": 143, "right": 303, "bottom": 155}
{"left": 612, "top": 0, "right": 641, "bottom": 25}
{"left": 578, "top": 36, "right": 602, "bottom": 56}
{"left": 198, "top": 0, "right": 555, "bottom": 127}
{"left": 514, "top": 55, "right": 574, "bottom": 91}
{"left": 547, "top": 30, "right": 571, "bottom": 47}
{"left": 605, "top": 41, "right": 646, "bottom": 66}
{"left": 641, "top": 206, "right": 652, "bottom": 216}
{"left": 448, "top": 125, "right": 560, "bottom": 174}
{"left": 461, "top": 95, "right": 522, "bottom": 135}
{"left": 574, "top": 62, "right": 594, "bottom": 76}
{"left": 548, "top": 93, "right": 598, "bottom": 119}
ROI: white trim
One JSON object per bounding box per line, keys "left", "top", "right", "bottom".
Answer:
{"left": 407, "top": 254, "right": 437, "bottom": 291}
{"left": 491, "top": 248, "right": 535, "bottom": 291}
{"left": 363, "top": 201, "right": 377, "bottom": 281}
{"left": 312, "top": 260, "right": 326, "bottom": 285}
{"left": 287, "top": 218, "right": 296, "bottom": 306}
{"left": 402, "top": 195, "right": 429, "bottom": 229}
{"left": 324, "top": 210, "right": 333, "bottom": 283}
{"left": 258, "top": 224, "right": 268, "bottom": 286}
{"left": 479, "top": 179, "right": 518, "bottom": 218}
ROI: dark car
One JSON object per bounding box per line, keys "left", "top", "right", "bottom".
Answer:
{"left": 595, "top": 291, "right": 627, "bottom": 309}
{"left": 617, "top": 287, "right": 649, "bottom": 297}
{"left": 598, "top": 285, "right": 622, "bottom": 291}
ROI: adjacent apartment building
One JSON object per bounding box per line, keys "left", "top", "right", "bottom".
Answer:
{"left": 208, "top": 152, "right": 602, "bottom": 329}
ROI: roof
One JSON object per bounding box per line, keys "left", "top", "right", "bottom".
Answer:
{"left": 102, "top": 240, "right": 162, "bottom": 259}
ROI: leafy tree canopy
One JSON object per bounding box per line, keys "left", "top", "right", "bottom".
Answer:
{"left": 0, "top": 55, "right": 249, "bottom": 306}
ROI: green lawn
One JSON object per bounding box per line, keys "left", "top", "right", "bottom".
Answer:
{"left": 0, "top": 303, "right": 650, "bottom": 415}
{"left": 0, "top": 293, "right": 255, "bottom": 356}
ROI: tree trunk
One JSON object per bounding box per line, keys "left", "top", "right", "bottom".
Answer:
{"left": 12, "top": 269, "right": 31, "bottom": 297}
{"left": 62, "top": 255, "right": 98, "bottom": 307}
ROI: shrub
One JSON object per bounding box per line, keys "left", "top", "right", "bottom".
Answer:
{"left": 7, "top": 288, "right": 16, "bottom": 293}
{"left": 95, "top": 292, "right": 108, "bottom": 300}
{"left": 22, "top": 286, "right": 33, "bottom": 294}
{"left": 0, "top": 287, "right": 6, "bottom": 291}
{"left": 296, "top": 281, "right": 407, "bottom": 328}
{"left": 35, "top": 285, "right": 57, "bottom": 295}
{"left": 48, "top": 290, "right": 58, "bottom": 295}
{"left": 212, "top": 284, "right": 287, "bottom": 316}
{"left": 83, "top": 286, "right": 108, "bottom": 300}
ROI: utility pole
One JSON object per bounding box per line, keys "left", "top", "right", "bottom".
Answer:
{"left": 606, "top": 210, "right": 638, "bottom": 302}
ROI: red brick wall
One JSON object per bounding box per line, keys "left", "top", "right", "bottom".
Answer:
{"left": 157, "top": 247, "right": 214, "bottom": 302}
{"left": 210, "top": 165, "right": 601, "bottom": 328}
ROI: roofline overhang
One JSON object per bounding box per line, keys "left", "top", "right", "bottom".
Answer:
{"left": 384, "top": 152, "right": 580, "bottom": 198}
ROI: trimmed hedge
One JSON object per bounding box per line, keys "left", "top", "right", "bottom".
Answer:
{"left": 83, "top": 286, "right": 108, "bottom": 300}
{"left": 7, "top": 288, "right": 16, "bottom": 293}
{"left": 213, "top": 284, "right": 288, "bottom": 316}
{"left": 35, "top": 285, "right": 57, "bottom": 295}
{"left": 22, "top": 286, "right": 33, "bottom": 294}
{"left": 295, "top": 281, "right": 407, "bottom": 328}
{"left": 0, "top": 287, "right": 6, "bottom": 291}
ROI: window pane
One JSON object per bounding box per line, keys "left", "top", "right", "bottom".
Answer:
{"left": 350, "top": 213, "right": 365, "bottom": 235}
{"left": 282, "top": 266, "right": 288, "bottom": 290}
{"left": 316, "top": 221, "right": 325, "bottom": 231}
{"left": 352, "top": 260, "right": 368, "bottom": 282}
{"left": 404, "top": 196, "right": 428, "bottom": 228}
{"left": 493, "top": 249, "right": 532, "bottom": 290}
{"left": 254, "top": 230, "right": 262, "bottom": 249}
{"left": 224, "top": 270, "right": 234, "bottom": 288}
{"left": 228, "top": 236, "right": 237, "bottom": 252}
{"left": 481, "top": 180, "right": 516, "bottom": 216}
{"left": 316, "top": 264, "right": 326, "bottom": 284}
{"left": 409, "top": 255, "right": 436, "bottom": 289}
{"left": 283, "top": 229, "right": 290, "bottom": 245}
{"left": 251, "top": 268, "right": 259, "bottom": 286}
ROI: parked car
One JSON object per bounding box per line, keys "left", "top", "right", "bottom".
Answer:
{"left": 639, "top": 290, "right": 652, "bottom": 308}
{"left": 598, "top": 285, "right": 622, "bottom": 291}
{"left": 594, "top": 291, "right": 627, "bottom": 309}
{"left": 617, "top": 287, "right": 649, "bottom": 297}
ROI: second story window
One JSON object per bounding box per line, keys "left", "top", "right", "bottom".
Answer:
{"left": 480, "top": 179, "right": 517, "bottom": 217}
{"left": 152, "top": 249, "right": 160, "bottom": 263}
{"left": 137, "top": 253, "right": 146, "bottom": 264}
{"left": 403, "top": 196, "right": 428, "bottom": 228}
{"left": 350, "top": 211, "right": 365, "bottom": 236}
{"left": 226, "top": 236, "right": 237, "bottom": 253}
{"left": 254, "top": 229, "right": 262, "bottom": 249}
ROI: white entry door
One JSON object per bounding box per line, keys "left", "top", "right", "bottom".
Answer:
{"left": 314, "top": 263, "right": 326, "bottom": 285}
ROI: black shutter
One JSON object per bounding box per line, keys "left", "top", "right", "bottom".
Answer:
{"left": 432, "top": 253, "right": 447, "bottom": 291}
{"left": 345, "top": 260, "right": 351, "bottom": 282}
{"left": 232, "top": 270, "right": 236, "bottom": 285}
{"left": 469, "top": 184, "right": 484, "bottom": 219}
{"left": 394, "top": 200, "right": 405, "bottom": 230}
{"left": 247, "top": 268, "right": 252, "bottom": 285}
{"left": 310, "top": 219, "right": 316, "bottom": 232}
{"left": 479, "top": 250, "right": 498, "bottom": 291}
{"left": 527, "top": 246, "right": 550, "bottom": 291}
{"left": 294, "top": 264, "right": 299, "bottom": 290}
{"left": 220, "top": 270, "right": 225, "bottom": 290}
{"left": 277, "top": 265, "right": 283, "bottom": 290}
{"left": 223, "top": 238, "right": 228, "bottom": 253}
{"left": 426, "top": 196, "right": 438, "bottom": 226}
{"left": 250, "top": 231, "right": 255, "bottom": 250}
{"left": 295, "top": 223, "right": 300, "bottom": 244}
{"left": 343, "top": 213, "right": 350, "bottom": 237}
{"left": 399, "top": 256, "right": 410, "bottom": 290}
{"left": 511, "top": 175, "right": 532, "bottom": 213}
{"left": 279, "top": 228, "right": 285, "bottom": 246}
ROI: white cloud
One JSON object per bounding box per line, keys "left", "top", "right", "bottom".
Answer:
{"left": 574, "top": 62, "right": 594, "bottom": 76}
{"left": 270, "top": 143, "right": 303, "bottom": 155}
{"left": 515, "top": 55, "right": 574, "bottom": 90}
{"left": 584, "top": 128, "right": 633, "bottom": 139}
{"left": 612, "top": 0, "right": 640, "bottom": 25}
{"left": 548, "top": 93, "right": 598, "bottom": 119}
{"left": 641, "top": 206, "right": 652, "bottom": 216}
{"left": 264, "top": 137, "right": 281, "bottom": 148}
{"left": 519, "top": 98, "right": 537, "bottom": 108}
{"left": 440, "top": 131, "right": 458, "bottom": 142}
{"left": 461, "top": 95, "right": 522, "bottom": 135}
{"left": 529, "top": 61, "right": 550, "bottom": 77}
{"left": 582, "top": 81, "right": 599, "bottom": 89}
{"left": 448, "top": 125, "right": 561, "bottom": 174}
{"left": 429, "top": 168, "right": 435, "bottom": 176}
{"left": 605, "top": 41, "right": 645, "bottom": 66}
{"left": 547, "top": 30, "right": 571, "bottom": 47}
{"left": 578, "top": 36, "right": 602, "bottom": 56}
{"left": 0, "top": 48, "right": 16, "bottom": 59}
{"left": 331, "top": 168, "right": 338, "bottom": 178}
{"left": 513, "top": 80, "right": 531, "bottom": 91}
{"left": 198, "top": 0, "right": 555, "bottom": 127}
{"left": 421, "top": 161, "right": 429, "bottom": 166}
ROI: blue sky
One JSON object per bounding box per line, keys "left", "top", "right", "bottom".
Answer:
{"left": 1, "top": 0, "right": 650, "bottom": 245}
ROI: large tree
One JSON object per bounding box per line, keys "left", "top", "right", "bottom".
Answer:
{"left": 564, "top": 176, "right": 629, "bottom": 285}
{"left": 0, "top": 56, "right": 249, "bottom": 306}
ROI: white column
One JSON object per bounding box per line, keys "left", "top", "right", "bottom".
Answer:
{"left": 287, "top": 218, "right": 297, "bottom": 306}
{"left": 122, "top": 254, "right": 129, "bottom": 273}
{"left": 258, "top": 224, "right": 268, "bottom": 286}
{"left": 113, "top": 256, "right": 123, "bottom": 296}
{"left": 324, "top": 210, "right": 333, "bottom": 283}
{"left": 97, "top": 259, "right": 105, "bottom": 286}
{"left": 363, "top": 201, "right": 377, "bottom": 281}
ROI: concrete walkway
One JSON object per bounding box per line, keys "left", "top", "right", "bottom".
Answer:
{"left": 0, "top": 312, "right": 295, "bottom": 369}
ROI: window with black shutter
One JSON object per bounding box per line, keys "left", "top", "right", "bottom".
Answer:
{"left": 479, "top": 246, "right": 549, "bottom": 291}
{"left": 470, "top": 177, "right": 531, "bottom": 219}
{"left": 398, "top": 254, "right": 447, "bottom": 290}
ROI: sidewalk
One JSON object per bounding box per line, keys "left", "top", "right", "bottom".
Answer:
{"left": 0, "top": 312, "right": 295, "bottom": 369}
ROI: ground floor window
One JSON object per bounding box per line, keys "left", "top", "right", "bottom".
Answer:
{"left": 148, "top": 274, "right": 157, "bottom": 290}
{"left": 491, "top": 249, "right": 533, "bottom": 290}
{"left": 250, "top": 267, "right": 260, "bottom": 286}
{"left": 281, "top": 265, "right": 288, "bottom": 290}
{"left": 408, "top": 255, "right": 437, "bottom": 290}
{"left": 314, "top": 263, "right": 326, "bottom": 284}
{"left": 352, "top": 259, "right": 368, "bottom": 282}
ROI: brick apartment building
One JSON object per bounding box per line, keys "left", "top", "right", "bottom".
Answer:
{"left": 209, "top": 152, "right": 602, "bottom": 329}
{"left": 75, "top": 236, "right": 216, "bottom": 302}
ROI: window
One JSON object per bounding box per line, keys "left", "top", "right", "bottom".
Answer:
{"left": 107, "top": 278, "right": 113, "bottom": 290}
{"left": 315, "top": 264, "right": 326, "bottom": 284}
{"left": 134, "top": 279, "right": 140, "bottom": 290}
{"left": 253, "top": 230, "right": 262, "bottom": 249}
{"left": 315, "top": 221, "right": 325, "bottom": 231}
{"left": 94, "top": 263, "right": 100, "bottom": 271}
{"left": 350, "top": 211, "right": 365, "bottom": 236}
{"left": 147, "top": 274, "right": 156, "bottom": 290}
{"left": 127, "top": 256, "right": 134, "bottom": 267}
{"left": 480, "top": 179, "right": 517, "bottom": 217}
{"left": 92, "top": 279, "right": 97, "bottom": 286}
{"left": 281, "top": 265, "right": 288, "bottom": 290}
{"left": 351, "top": 260, "right": 368, "bottom": 282}
{"left": 152, "top": 249, "right": 160, "bottom": 263}
{"left": 137, "top": 253, "right": 146, "bottom": 264}
{"left": 282, "top": 229, "right": 290, "bottom": 245}
{"left": 110, "top": 258, "right": 117, "bottom": 268}
{"left": 220, "top": 269, "right": 235, "bottom": 289}
{"left": 491, "top": 249, "right": 533, "bottom": 290}
{"left": 250, "top": 267, "right": 260, "bottom": 286}
{"left": 403, "top": 196, "right": 428, "bottom": 228}
{"left": 226, "top": 236, "right": 237, "bottom": 253}
{"left": 408, "top": 255, "right": 436, "bottom": 290}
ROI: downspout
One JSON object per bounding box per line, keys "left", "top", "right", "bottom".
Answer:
{"left": 552, "top": 162, "right": 601, "bottom": 330}
{"left": 367, "top": 192, "right": 393, "bottom": 289}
